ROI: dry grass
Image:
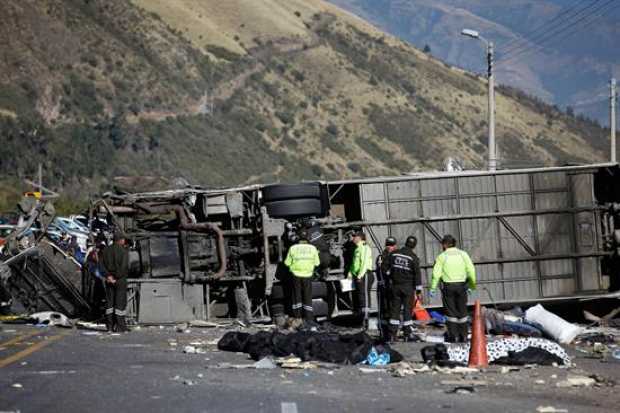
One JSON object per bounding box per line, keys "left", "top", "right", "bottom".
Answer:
{"left": 0, "top": 108, "right": 17, "bottom": 119}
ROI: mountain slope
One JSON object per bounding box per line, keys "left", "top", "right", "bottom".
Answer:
{"left": 329, "top": 0, "right": 620, "bottom": 125}
{"left": 0, "top": 0, "right": 613, "bottom": 210}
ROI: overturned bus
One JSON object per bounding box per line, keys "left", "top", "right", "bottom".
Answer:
{"left": 88, "top": 162, "right": 620, "bottom": 324}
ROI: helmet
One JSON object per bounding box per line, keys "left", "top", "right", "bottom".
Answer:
{"left": 384, "top": 237, "right": 397, "bottom": 247}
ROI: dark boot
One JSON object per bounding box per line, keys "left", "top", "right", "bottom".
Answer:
{"left": 388, "top": 326, "right": 399, "bottom": 343}
{"left": 379, "top": 324, "right": 390, "bottom": 342}
{"left": 444, "top": 332, "right": 457, "bottom": 343}
{"left": 105, "top": 314, "right": 114, "bottom": 332}
{"left": 116, "top": 315, "right": 129, "bottom": 332}
{"left": 402, "top": 326, "right": 414, "bottom": 342}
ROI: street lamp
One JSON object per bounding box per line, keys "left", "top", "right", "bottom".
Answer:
{"left": 461, "top": 28, "right": 496, "bottom": 171}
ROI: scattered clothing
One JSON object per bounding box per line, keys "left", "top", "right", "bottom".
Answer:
{"left": 217, "top": 331, "right": 403, "bottom": 365}
{"left": 484, "top": 308, "right": 543, "bottom": 338}
{"left": 421, "top": 343, "right": 465, "bottom": 367}
{"left": 363, "top": 346, "right": 391, "bottom": 366}
{"left": 446, "top": 338, "right": 571, "bottom": 366}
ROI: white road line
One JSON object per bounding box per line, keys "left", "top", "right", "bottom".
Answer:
{"left": 281, "top": 402, "right": 298, "bottom": 413}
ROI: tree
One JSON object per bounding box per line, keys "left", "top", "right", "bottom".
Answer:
{"left": 423, "top": 44, "right": 431, "bottom": 54}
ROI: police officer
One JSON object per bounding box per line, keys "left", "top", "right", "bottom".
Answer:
{"left": 284, "top": 229, "right": 320, "bottom": 324}
{"left": 387, "top": 235, "right": 422, "bottom": 341}
{"left": 101, "top": 232, "right": 130, "bottom": 332}
{"left": 376, "top": 236, "right": 397, "bottom": 339}
{"left": 430, "top": 234, "right": 476, "bottom": 343}
{"left": 348, "top": 230, "right": 374, "bottom": 325}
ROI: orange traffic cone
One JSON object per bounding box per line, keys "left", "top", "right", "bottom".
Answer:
{"left": 468, "top": 300, "right": 488, "bottom": 368}
{"left": 412, "top": 297, "right": 431, "bottom": 321}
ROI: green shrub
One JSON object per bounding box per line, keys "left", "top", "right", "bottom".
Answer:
{"left": 326, "top": 122, "right": 339, "bottom": 136}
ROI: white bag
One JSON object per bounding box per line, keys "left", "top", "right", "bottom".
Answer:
{"left": 339, "top": 278, "right": 356, "bottom": 292}
{"left": 524, "top": 304, "right": 583, "bottom": 344}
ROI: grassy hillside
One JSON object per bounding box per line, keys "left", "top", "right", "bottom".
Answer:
{"left": 329, "top": 0, "right": 620, "bottom": 125}
{"left": 0, "top": 0, "right": 612, "bottom": 212}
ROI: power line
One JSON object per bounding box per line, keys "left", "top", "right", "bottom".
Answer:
{"left": 497, "top": 0, "right": 618, "bottom": 66}
{"left": 572, "top": 97, "right": 608, "bottom": 108}
{"left": 500, "top": 0, "right": 602, "bottom": 57}
{"left": 500, "top": 0, "right": 585, "bottom": 51}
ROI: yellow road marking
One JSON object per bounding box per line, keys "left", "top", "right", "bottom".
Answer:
{"left": 0, "top": 333, "right": 67, "bottom": 368}
{"left": 0, "top": 330, "right": 43, "bottom": 348}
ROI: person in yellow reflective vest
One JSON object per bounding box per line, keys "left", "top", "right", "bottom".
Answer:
{"left": 348, "top": 230, "right": 374, "bottom": 325}
{"left": 430, "top": 234, "right": 477, "bottom": 343}
{"left": 284, "top": 229, "right": 320, "bottom": 323}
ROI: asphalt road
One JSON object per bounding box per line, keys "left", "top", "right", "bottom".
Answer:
{"left": 0, "top": 323, "right": 618, "bottom": 413}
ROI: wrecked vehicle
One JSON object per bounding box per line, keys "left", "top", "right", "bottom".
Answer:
{"left": 0, "top": 196, "right": 90, "bottom": 318}
{"left": 85, "top": 162, "right": 620, "bottom": 324}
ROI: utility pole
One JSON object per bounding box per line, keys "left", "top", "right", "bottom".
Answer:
{"left": 487, "top": 42, "right": 496, "bottom": 171}
{"left": 462, "top": 29, "right": 497, "bottom": 171}
{"left": 37, "top": 163, "right": 43, "bottom": 193}
{"left": 611, "top": 78, "right": 617, "bottom": 163}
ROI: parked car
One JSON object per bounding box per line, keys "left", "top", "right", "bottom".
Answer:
{"left": 50, "top": 218, "right": 88, "bottom": 252}
{"left": 56, "top": 217, "right": 89, "bottom": 234}
{"left": 0, "top": 224, "right": 15, "bottom": 251}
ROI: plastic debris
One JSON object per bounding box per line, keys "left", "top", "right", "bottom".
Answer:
{"left": 446, "top": 386, "right": 474, "bottom": 395}
{"left": 254, "top": 358, "right": 277, "bottom": 369}
{"left": 36, "top": 370, "right": 77, "bottom": 375}
{"left": 29, "top": 311, "right": 72, "bottom": 328}
{"left": 536, "top": 407, "right": 568, "bottom": 413}
{"left": 359, "top": 367, "right": 387, "bottom": 374}
{"left": 429, "top": 311, "right": 446, "bottom": 324}
{"left": 525, "top": 304, "right": 582, "bottom": 344}
{"left": 556, "top": 375, "right": 596, "bottom": 388}
{"left": 276, "top": 357, "right": 318, "bottom": 370}
{"left": 363, "top": 346, "right": 390, "bottom": 366}
{"left": 183, "top": 345, "right": 205, "bottom": 354}
{"left": 434, "top": 366, "right": 479, "bottom": 374}
{"left": 500, "top": 366, "right": 520, "bottom": 374}
{"left": 188, "top": 320, "right": 221, "bottom": 328}
{"left": 11, "top": 383, "right": 23, "bottom": 388}
{"left": 76, "top": 321, "right": 107, "bottom": 331}
{"left": 210, "top": 362, "right": 254, "bottom": 369}
{"left": 388, "top": 362, "right": 435, "bottom": 377}
{"left": 175, "top": 323, "right": 190, "bottom": 333}
{"left": 440, "top": 380, "right": 487, "bottom": 387}
{"left": 423, "top": 334, "right": 445, "bottom": 343}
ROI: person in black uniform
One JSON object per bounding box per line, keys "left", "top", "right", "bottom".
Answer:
{"left": 387, "top": 235, "right": 422, "bottom": 342}
{"left": 101, "top": 232, "right": 130, "bottom": 332}
{"left": 376, "top": 236, "right": 397, "bottom": 340}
